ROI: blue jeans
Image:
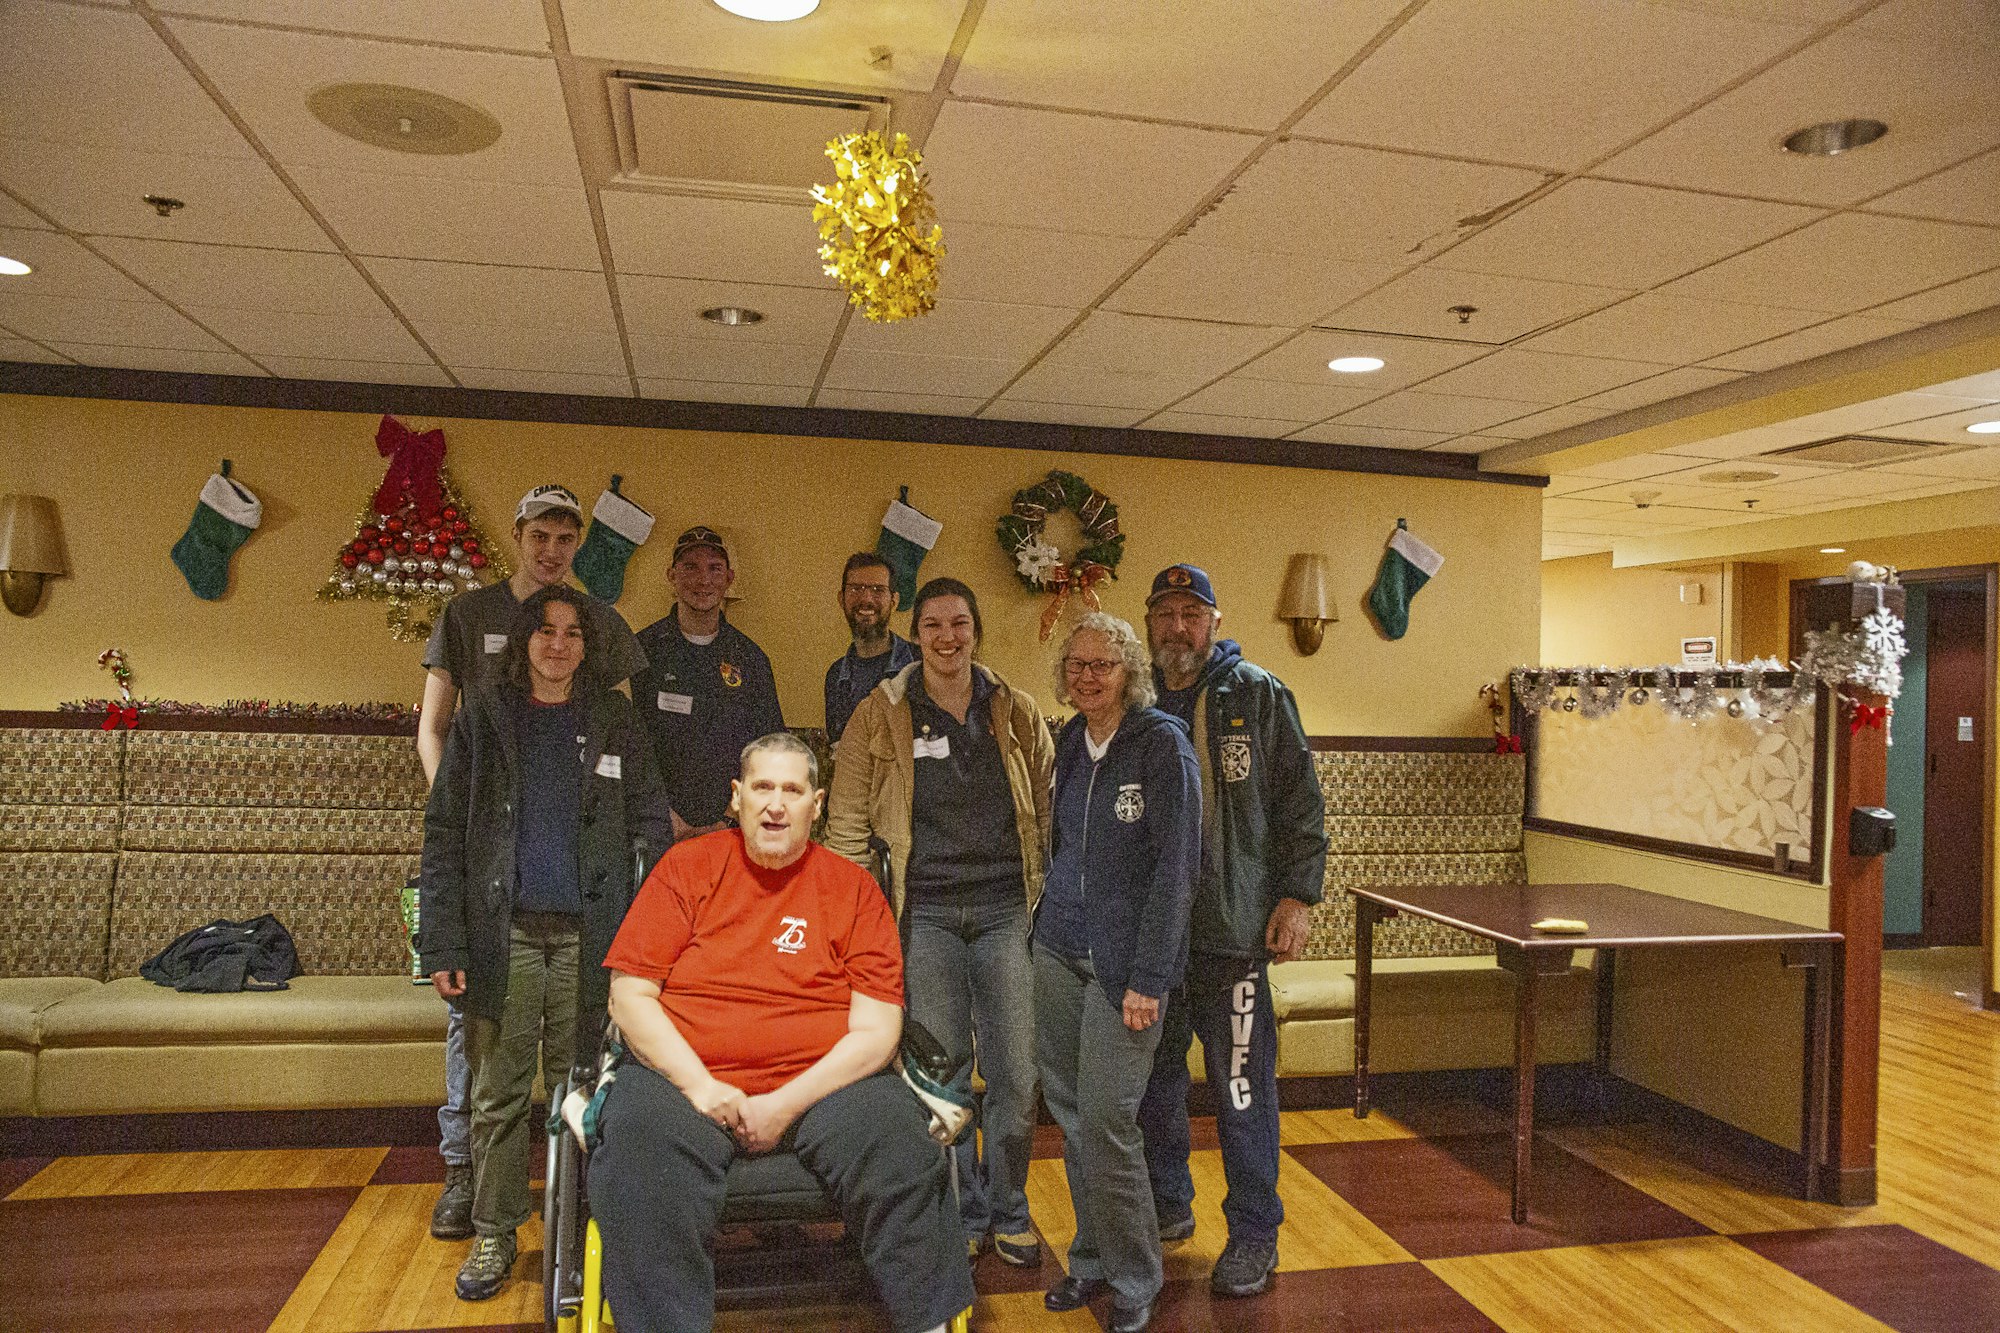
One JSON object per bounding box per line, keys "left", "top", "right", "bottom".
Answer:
{"left": 902, "top": 893, "right": 1037, "bottom": 1240}
{"left": 1138, "top": 952, "right": 1283, "bottom": 1246}
{"left": 439, "top": 1003, "right": 471, "bottom": 1168}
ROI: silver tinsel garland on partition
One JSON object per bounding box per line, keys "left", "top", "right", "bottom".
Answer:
{"left": 1508, "top": 660, "right": 1817, "bottom": 727}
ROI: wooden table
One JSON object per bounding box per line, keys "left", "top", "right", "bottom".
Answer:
{"left": 1350, "top": 882, "right": 1843, "bottom": 1224}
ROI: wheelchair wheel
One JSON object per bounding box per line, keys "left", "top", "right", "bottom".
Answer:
{"left": 543, "top": 1076, "right": 586, "bottom": 1333}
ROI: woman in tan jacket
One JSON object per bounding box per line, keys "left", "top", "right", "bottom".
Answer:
{"left": 826, "top": 576, "right": 1054, "bottom": 1268}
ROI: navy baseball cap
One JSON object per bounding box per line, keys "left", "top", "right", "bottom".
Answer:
{"left": 672, "top": 525, "right": 731, "bottom": 566}
{"left": 1147, "top": 563, "right": 1217, "bottom": 608}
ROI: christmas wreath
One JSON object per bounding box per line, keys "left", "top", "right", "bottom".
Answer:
{"left": 995, "top": 470, "right": 1125, "bottom": 639}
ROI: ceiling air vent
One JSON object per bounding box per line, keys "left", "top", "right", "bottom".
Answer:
{"left": 1767, "top": 434, "right": 1974, "bottom": 468}
{"left": 608, "top": 72, "right": 888, "bottom": 195}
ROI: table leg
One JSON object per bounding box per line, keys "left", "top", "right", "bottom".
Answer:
{"left": 1354, "top": 899, "right": 1377, "bottom": 1119}
{"left": 1592, "top": 949, "right": 1617, "bottom": 1119}
{"left": 1787, "top": 942, "right": 1834, "bottom": 1202}
{"left": 1513, "top": 966, "right": 1538, "bottom": 1225}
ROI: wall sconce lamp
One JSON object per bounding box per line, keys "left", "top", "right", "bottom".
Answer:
{"left": 0, "top": 494, "right": 69, "bottom": 616}
{"left": 1277, "top": 553, "right": 1336, "bottom": 655}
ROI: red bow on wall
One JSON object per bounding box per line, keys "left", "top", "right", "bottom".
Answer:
{"left": 1849, "top": 703, "right": 1890, "bottom": 734}
{"left": 101, "top": 704, "right": 138, "bottom": 731}
{"left": 1493, "top": 733, "right": 1524, "bottom": 754}
{"left": 374, "top": 415, "right": 447, "bottom": 521}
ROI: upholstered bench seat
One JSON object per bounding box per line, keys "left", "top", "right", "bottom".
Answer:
{"left": 0, "top": 978, "right": 102, "bottom": 1115}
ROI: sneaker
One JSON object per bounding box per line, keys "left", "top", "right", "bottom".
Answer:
{"left": 455, "top": 1231, "right": 517, "bottom": 1302}
{"left": 428, "top": 1164, "right": 473, "bottom": 1241}
{"left": 1156, "top": 1211, "right": 1196, "bottom": 1244}
{"left": 1209, "top": 1237, "right": 1278, "bottom": 1298}
{"left": 994, "top": 1231, "right": 1042, "bottom": 1267}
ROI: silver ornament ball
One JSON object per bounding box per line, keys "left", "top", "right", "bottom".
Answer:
{"left": 371, "top": 569, "right": 389, "bottom": 585}
{"left": 1727, "top": 698, "right": 1745, "bottom": 718}
{"left": 420, "top": 557, "right": 439, "bottom": 575}
{"left": 437, "top": 578, "right": 457, "bottom": 596}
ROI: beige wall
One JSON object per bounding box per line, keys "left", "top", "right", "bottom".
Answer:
{"left": 1540, "top": 552, "right": 1727, "bottom": 667}
{"left": 0, "top": 393, "right": 1540, "bottom": 735}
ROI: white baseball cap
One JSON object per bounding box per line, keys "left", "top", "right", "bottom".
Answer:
{"left": 515, "top": 484, "right": 582, "bottom": 524}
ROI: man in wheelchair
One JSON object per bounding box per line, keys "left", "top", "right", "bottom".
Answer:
{"left": 589, "top": 732, "right": 976, "bottom": 1333}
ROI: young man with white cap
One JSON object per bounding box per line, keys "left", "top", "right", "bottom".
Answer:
{"left": 413, "top": 483, "right": 648, "bottom": 1242}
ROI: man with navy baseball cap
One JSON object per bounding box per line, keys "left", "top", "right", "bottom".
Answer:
{"left": 1135, "top": 563, "right": 1326, "bottom": 1299}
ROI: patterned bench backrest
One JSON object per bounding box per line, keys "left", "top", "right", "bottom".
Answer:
{"left": 0, "top": 729, "right": 123, "bottom": 978}
{"left": 1300, "top": 750, "right": 1526, "bottom": 962}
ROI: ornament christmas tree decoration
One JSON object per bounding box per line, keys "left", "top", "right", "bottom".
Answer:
{"left": 574, "top": 474, "right": 654, "bottom": 603}
{"left": 317, "top": 415, "right": 509, "bottom": 642}
{"left": 1366, "top": 518, "right": 1443, "bottom": 641}
{"left": 170, "top": 460, "right": 262, "bottom": 600}
{"left": 876, "top": 486, "right": 941, "bottom": 610}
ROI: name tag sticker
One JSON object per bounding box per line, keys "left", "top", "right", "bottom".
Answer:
{"left": 913, "top": 735, "right": 951, "bottom": 760}
{"left": 483, "top": 634, "right": 507, "bottom": 654}
{"left": 657, "top": 692, "right": 693, "bottom": 714}
{"left": 596, "top": 754, "right": 623, "bottom": 779}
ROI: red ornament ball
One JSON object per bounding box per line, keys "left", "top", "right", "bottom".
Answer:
{"left": 349, "top": 538, "right": 368, "bottom": 555}
{"left": 443, "top": 505, "right": 459, "bottom": 521}
{"left": 359, "top": 525, "right": 380, "bottom": 542}
{"left": 463, "top": 537, "right": 481, "bottom": 553}
{"left": 468, "top": 553, "right": 488, "bottom": 569}
{"left": 365, "top": 547, "right": 385, "bottom": 564}
{"left": 340, "top": 552, "right": 359, "bottom": 569}
{"left": 452, "top": 519, "right": 470, "bottom": 535}
{"left": 393, "top": 538, "right": 411, "bottom": 555}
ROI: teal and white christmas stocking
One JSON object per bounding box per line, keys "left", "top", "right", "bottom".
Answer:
{"left": 574, "top": 475, "right": 654, "bottom": 603}
{"left": 170, "top": 464, "right": 262, "bottom": 601}
{"left": 1366, "top": 521, "right": 1443, "bottom": 640}
{"left": 876, "top": 487, "right": 942, "bottom": 610}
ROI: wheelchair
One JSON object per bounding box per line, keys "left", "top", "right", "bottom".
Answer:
{"left": 541, "top": 1023, "right": 976, "bottom": 1333}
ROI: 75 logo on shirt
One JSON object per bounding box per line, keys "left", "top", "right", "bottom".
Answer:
{"left": 773, "top": 916, "right": 809, "bottom": 955}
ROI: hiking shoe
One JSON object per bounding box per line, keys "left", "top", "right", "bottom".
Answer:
{"left": 994, "top": 1231, "right": 1042, "bottom": 1267}
{"left": 1156, "top": 1210, "right": 1196, "bottom": 1244}
{"left": 1209, "top": 1237, "right": 1278, "bottom": 1298}
{"left": 429, "top": 1164, "right": 473, "bottom": 1240}
{"left": 455, "top": 1231, "right": 516, "bottom": 1302}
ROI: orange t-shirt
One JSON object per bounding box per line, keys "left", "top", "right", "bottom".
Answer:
{"left": 603, "top": 830, "right": 903, "bottom": 1096}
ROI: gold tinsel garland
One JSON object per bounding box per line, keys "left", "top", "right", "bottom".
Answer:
{"left": 811, "top": 130, "right": 944, "bottom": 323}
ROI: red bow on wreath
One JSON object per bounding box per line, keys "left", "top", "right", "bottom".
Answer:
{"left": 374, "top": 415, "right": 447, "bottom": 521}
{"left": 101, "top": 704, "right": 138, "bottom": 731}
{"left": 1849, "top": 703, "right": 1890, "bottom": 734}
{"left": 1036, "top": 561, "right": 1115, "bottom": 642}
{"left": 1493, "top": 733, "right": 1524, "bottom": 754}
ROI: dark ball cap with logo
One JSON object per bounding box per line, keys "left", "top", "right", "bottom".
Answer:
{"left": 1147, "top": 563, "right": 1218, "bottom": 609}
{"left": 672, "top": 525, "right": 731, "bottom": 567}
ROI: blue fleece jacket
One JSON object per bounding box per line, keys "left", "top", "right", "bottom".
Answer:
{"left": 1040, "top": 705, "right": 1202, "bottom": 1000}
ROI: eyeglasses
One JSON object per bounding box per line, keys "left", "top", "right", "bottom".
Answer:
{"left": 1062, "top": 657, "right": 1123, "bottom": 679}
{"left": 842, "top": 582, "right": 893, "bottom": 597}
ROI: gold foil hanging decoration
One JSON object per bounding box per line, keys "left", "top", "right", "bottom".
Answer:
{"left": 810, "top": 130, "right": 944, "bottom": 322}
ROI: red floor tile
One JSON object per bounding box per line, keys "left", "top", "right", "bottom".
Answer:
{"left": 1085, "top": 1263, "right": 1503, "bottom": 1332}
{"left": 0, "top": 1156, "right": 52, "bottom": 1197}
{"left": 1734, "top": 1225, "right": 2000, "bottom": 1333}
{"left": 370, "top": 1145, "right": 451, "bottom": 1185}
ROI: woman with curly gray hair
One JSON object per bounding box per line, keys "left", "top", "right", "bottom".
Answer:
{"left": 1033, "top": 612, "right": 1201, "bottom": 1333}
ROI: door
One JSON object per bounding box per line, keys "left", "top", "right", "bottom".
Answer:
{"left": 1921, "top": 583, "right": 1985, "bottom": 947}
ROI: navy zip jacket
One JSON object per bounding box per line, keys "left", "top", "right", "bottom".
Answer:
{"left": 1046, "top": 705, "right": 1202, "bottom": 1000}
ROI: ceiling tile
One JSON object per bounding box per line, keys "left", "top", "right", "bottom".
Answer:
{"left": 618, "top": 274, "right": 848, "bottom": 345}
{"left": 1036, "top": 311, "right": 1288, "bottom": 380}
{"left": 1868, "top": 266, "right": 2000, "bottom": 323}
{"left": 1653, "top": 459, "right": 1841, "bottom": 487}
{"left": 161, "top": 0, "right": 553, "bottom": 50}
{"left": 0, "top": 293, "right": 227, "bottom": 350}
{"left": 1659, "top": 213, "right": 2000, "bottom": 313}
{"left": 838, "top": 298, "right": 1076, "bottom": 362}
{"left": 1438, "top": 434, "right": 1514, "bottom": 455}
{"left": 0, "top": 230, "right": 150, "bottom": 301}
{"left": 940, "top": 223, "right": 1150, "bottom": 307}
{"left": 1143, "top": 412, "right": 1305, "bottom": 438}
{"left": 1874, "top": 443, "right": 2000, "bottom": 479}
{"left": 256, "top": 354, "right": 452, "bottom": 385}
{"left": 1285, "top": 422, "right": 1452, "bottom": 449}
{"left": 292, "top": 167, "right": 600, "bottom": 267}
{"left": 1921, "top": 370, "right": 2000, "bottom": 399}
{"left": 1780, "top": 390, "right": 1992, "bottom": 435}
{"left": 1564, "top": 479, "right": 1768, "bottom": 510}
{"left": 0, "top": 138, "right": 335, "bottom": 249}
{"left": 166, "top": 20, "right": 581, "bottom": 186}
{"left": 452, "top": 368, "right": 633, "bottom": 397}
{"left": 1521, "top": 292, "right": 1822, "bottom": 364}
{"left": 184, "top": 305, "right": 433, "bottom": 362}
{"left": 1105, "top": 239, "right": 1397, "bottom": 326}
{"left": 0, "top": 336, "right": 65, "bottom": 363}
{"left": 999, "top": 362, "right": 1205, "bottom": 411}
{"left": 924, "top": 102, "right": 1256, "bottom": 239}
{"left": 1325, "top": 266, "right": 1627, "bottom": 344}
{"left": 562, "top": 0, "right": 965, "bottom": 94}
{"left": 1566, "top": 451, "right": 1708, "bottom": 481}
{"left": 980, "top": 400, "right": 1147, "bottom": 428}
{"left": 600, "top": 192, "right": 830, "bottom": 289}
{"left": 362, "top": 258, "right": 614, "bottom": 332}
{"left": 0, "top": 194, "right": 50, "bottom": 230}
{"left": 1292, "top": 0, "right": 1809, "bottom": 171}
{"left": 1438, "top": 178, "right": 1822, "bottom": 289}
{"left": 1235, "top": 329, "right": 1489, "bottom": 389}
{"left": 1763, "top": 468, "right": 1950, "bottom": 501}
{"left": 1867, "top": 148, "right": 2000, "bottom": 227}
{"left": 0, "top": 3, "right": 255, "bottom": 157}
{"left": 955, "top": 0, "right": 1406, "bottom": 128}
{"left": 48, "top": 343, "right": 266, "bottom": 376}
{"left": 1572, "top": 366, "right": 1746, "bottom": 414}
{"left": 1186, "top": 139, "right": 1547, "bottom": 265}
{"left": 637, "top": 379, "right": 811, "bottom": 408}
{"left": 1660, "top": 420, "right": 1829, "bottom": 458}
{"left": 1478, "top": 402, "right": 1613, "bottom": 438}
{"left": 822, "top": 347, "right": 1017, "bottom": 398}
{"left": 1701, "top": 313, "right": 1923, "bottom": 373}
{"left": 1599, "top": 19, "right": 2000, "bottom": 207}
{"left": 626, "top": 335, "right": 827, "bottom": 386}
{"left": 1417, "top": 349, "right": 1673, "bottom": 404}
{"left": 814, "top": 388, "right": 988, "bottom": 417}
{"left": 1334, "top": 390, "right": 1545, "bottom": 434}
{"left": 1172, "top": 376, "right": 1382, "bottom": 422}
{"left": 417, "top": 321, "right": 626, "bottom": 375}
{"left": 94, "top": 239, "right": 385, "bottom": 316}
{"left": 1872, "top": 405, "right": 2000, "bottom": 446}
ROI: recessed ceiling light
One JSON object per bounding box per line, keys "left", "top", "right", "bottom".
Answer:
{"left": 700, "top": 306, "right": 764, "bottom": 326}
{"left": 1967, "top": 420, "right": 2000, "bottom": 434}
{"left": 1820, "top": 547, "right": 1847, "bottom": 555}
{"left": 0, "top": 256, "right": 30, "bottom": 277}
{"left": 713, "top": 0, "right": 819, "bottom": 19}
{"left": 1328, "top": 356, "right": 1384, "bottom": 373}
{"left": 1781, "top": 118, "right": 1888, "bottom": 157}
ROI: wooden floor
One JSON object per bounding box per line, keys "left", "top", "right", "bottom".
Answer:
{"left": 2, "top": 970, "right": 1996, "bottom": 1332}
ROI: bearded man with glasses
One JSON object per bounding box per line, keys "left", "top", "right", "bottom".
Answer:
{"left": 824, "top": 552, "right": 919, "bottom": 745}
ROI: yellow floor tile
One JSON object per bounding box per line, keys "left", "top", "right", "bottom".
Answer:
{"left": 6, "top": 1147, "right": 386, "bottom": 1199}
{"left": 1426, "top": 1235, "right": 1896, "bottom": 1333}
{"left": 1278, "top": 1106, "right": 1416, "bottom": 1145}
{"left": 267, "top": 1184, "right": 545, "bottom": 1332}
